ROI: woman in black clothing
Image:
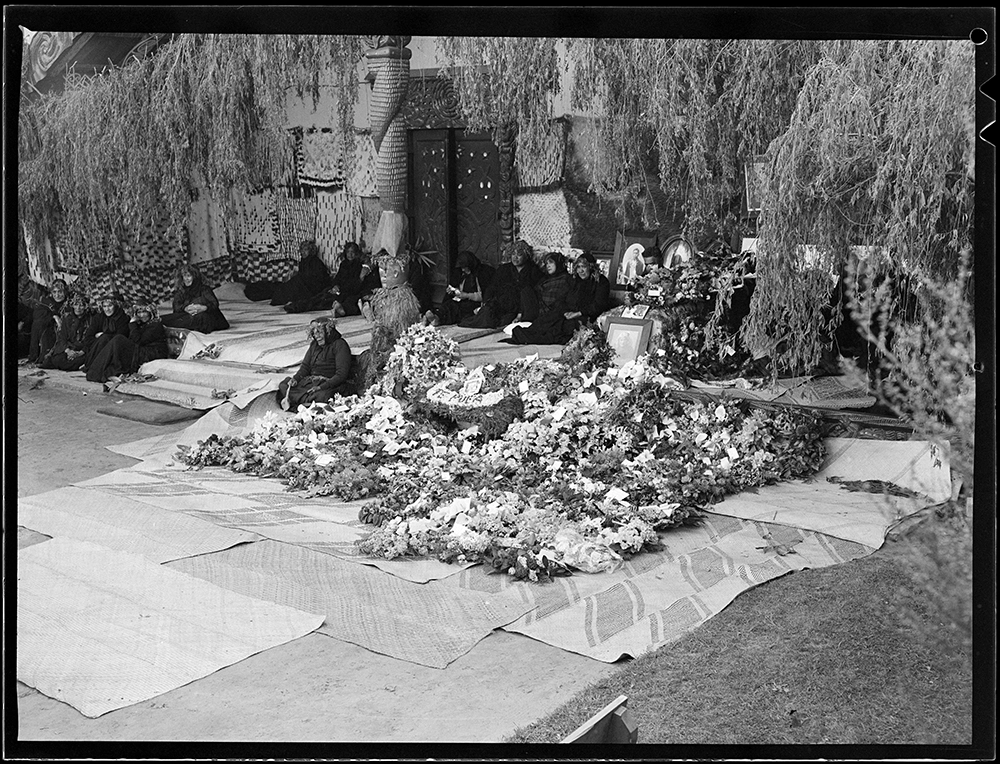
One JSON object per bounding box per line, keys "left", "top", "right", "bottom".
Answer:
{"left": 436, "top": 251, "right": 496, "bottom": 326}
{"left": 509, "top": 252, "right": 606, "bottom": 345}
{"left": 276, "top": 317, "right": 354, "bottom": 412}
{"left": 284, "top": 242, "right": 381, "bottom": 316}
{"left": 160, "top": 264, "right": 230, "bottom": 333}
{"left": 40, "top": 293, "right": 94, "bottom": 371}
{"left": 82, "top": 295, "right": 132, "bottom": 371}
{"left": 459, "top": 239, "right": 542, "bottom": 329}
{"left": 243, "top": 240, "right": 333, "bottom": 308}
{"left": 507, "top": 251, "right": 571, "bottom": 336}
{"left": 26, "top": 278, "right": 70, "bottom": 363}
{"left": 86, "top": 302, "right": 169, "bottom": 383}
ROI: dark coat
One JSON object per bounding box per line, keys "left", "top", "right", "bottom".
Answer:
{"left": 88, "top": 307, "right": 132, "bottom": 339}
{"left": 162, "top": 282, "right": 230, "bottom": 333}
{"left": 271, "top": 253, "right": 333, "bottom": 306}
{"left": 85, "top": 318, "right": 169, "bottom": 382}
{"left": 291, "top": 330, "right": 353, "bottom": 393}
{"left": 510, "top": 273, "right": 606, "bottom": 346}
{"left": 486, "top": 261, "right": 543, "bottom": 318}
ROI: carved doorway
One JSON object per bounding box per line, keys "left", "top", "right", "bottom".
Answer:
{"left": 409, "top": 128, "right": 501, "bottom": 301}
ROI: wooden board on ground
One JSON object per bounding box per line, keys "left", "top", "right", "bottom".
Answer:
{"left": 561, "top": 694, "right": 638, "bottom": 744}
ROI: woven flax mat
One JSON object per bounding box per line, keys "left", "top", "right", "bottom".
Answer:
{"left": 18, "top": 485, "right": 259, "bottom": 564}
{"left": 443, "top": 514, "right": 873, "bottom": 663}
{"left": 168, "top": 539, "right": 533, "bottom": 669}
{"left": 17, "top": 537, "right": 324, "bottom": 718}
{"left": 75, "top": 461, "right": 470, "bottom": 585}
{"left": 705, "top": 437, "right": 952, "bottom": 547}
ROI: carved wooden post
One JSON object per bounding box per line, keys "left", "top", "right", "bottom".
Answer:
{"left": 367, "top": 36, "right": 411, "bottom": 261}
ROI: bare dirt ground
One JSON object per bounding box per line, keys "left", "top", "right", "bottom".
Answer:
{"left": 11, "top": 376, "right": 619, "bottom": 746}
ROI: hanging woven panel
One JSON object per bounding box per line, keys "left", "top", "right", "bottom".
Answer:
{"left": 274, "top": 191, "right": 318, "bottom": 260}
{"left": 516, "top": 120, "right": 569, "bottom": 191}
{"left": 315, "top": 189, "right": 364, "bottom": 269}
{"left": 228, "top": 188, "right": 280, "bottom": 258}
{"left": 297, "top": 128, "right": 347, "bottom": 189}
{"left": 187, "top": 187, "right": 230, "bottom": 265}
{"left": 347, "top": 133, "right": 379, "bottom": 198}
{"left": 233, "top": 256, "right": 298, "bottom": 284}
{"left": 515, "top": 189, "right": 574, "bottom": 253}
{"left": 123, "top": 212, "right": 186, "bottom": 271}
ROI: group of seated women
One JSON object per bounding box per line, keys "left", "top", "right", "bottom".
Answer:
{"left": 16, "top": 277, "right": 169, "bottom": 384}
{"left": 243, "top": 240, "right": 382, "bottom": 318}
{"left": 420, "top": 240, "right": 613, "bottom": 346}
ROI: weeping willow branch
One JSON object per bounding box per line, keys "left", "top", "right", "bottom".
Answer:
{"left": 435, "top": 36, "right": 563, "bottom": 183}
{"left": 744, "top": 39, "right": 975, "bottom": 375}
{"left": 18, "top": 33, "right": 368, "bottom": 280}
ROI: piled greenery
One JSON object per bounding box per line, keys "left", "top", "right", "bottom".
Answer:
{"left": 177, "top": 325, "right": 827, "bottom": 581}
{"left": 18, "top": 33, "right": 368, "bottom": 279}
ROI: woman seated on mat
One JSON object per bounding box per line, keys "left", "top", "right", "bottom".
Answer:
{"left": 86, "top": 301, "right": 169, "bottom": 384}
{"left": 25, "top": 277, "right": 70, "bottom": 364}
{"left": 243, "top": 240, "right": 333, "bottom": 310}
{"left": 160, "top": 263, "right": 230, "bottom": 334}
{"left": 506, "top": 252, "right": 608, "bottom": 346}
{"left": 276, "top": 317, "right": 355, "bottom": 412}
{"left": 433, "top": 250, "right": 496, "bottom": 326}
{"left": 458, "top": 239, "right": 542, "bottom": 329}
{"left": 82, "top": 293, "right": 132, "bottom": 372}
{"left": 39, "top": 293, "right": 94, "bottom": 371}
{"left": 500, "top": 251, "right": 571, "bottom": 342}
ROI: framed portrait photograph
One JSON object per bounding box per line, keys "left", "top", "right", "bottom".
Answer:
{"left": 591, "top": 250, "right": 614, "bottom": 280}
{"left": 604, "top": 317, "right": 653, "bottom": 365}
{"left": 610, "top": 231, "right": 657, "bottom": 290}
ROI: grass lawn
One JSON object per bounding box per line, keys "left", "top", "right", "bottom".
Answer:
{"left": 505, "top": 518, "right": 974, "bottom": 747}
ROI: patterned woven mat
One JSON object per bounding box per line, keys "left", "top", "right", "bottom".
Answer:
{"left": 169, "top": 539, "right": 533, "bottom": 669}
{"left": 443, "top": 513, "right": 873, "bottom": 663}
{"left": 17, "top": 537, "right": 323, "bottom": 717}
{"left": 18, "top": 485, "right": 259, "bottom": 563}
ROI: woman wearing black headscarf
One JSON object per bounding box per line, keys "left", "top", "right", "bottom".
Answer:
{"left": 508, "top": 252, "right": 605, "bottom": 346}
{"left": 276, "top": 317, "right": 355, "bottom": 412}
{"left": 435, "top": 250, "right": 496, "bottom": 326}
{"left": 458, "top": 239, "right": 542, "bottom": 329}
{"left": 40, "top": 293, "right": 94, "bottom": 371}
{"left": 26, "top": 278, "right": 70, "bottom": 363}
{"left": 160, "top": 263, "right": 230, "bottom": 333}
{"left": 81, "top": 294, "right": 132, "bottom": 372}
{"left": 85, "top": 302, "right": 169, "bottom": 383}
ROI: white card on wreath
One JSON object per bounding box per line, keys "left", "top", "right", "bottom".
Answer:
{"left": 621, "top": 305, "right": 651, "bottom": 319}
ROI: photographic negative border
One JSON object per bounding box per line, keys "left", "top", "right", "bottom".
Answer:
{"left": 604, "top": 317, "right": 653, "bottom": 365}
{"left": 611, "top": 231, "right": 657, "bottom": 290}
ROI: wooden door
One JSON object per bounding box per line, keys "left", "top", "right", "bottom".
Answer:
{"left": 455, "top": 131, "right": 501, "bottom": 268}
{"left": 410, "top": 129, "right": 453, "bottom": 295}
{"left": 409, "top": 128, "right": 501, "bottom": 299}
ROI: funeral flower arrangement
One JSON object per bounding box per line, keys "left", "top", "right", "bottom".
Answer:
{"left": 624, "top": 243, "right": 762, "bottom": 380}
{"left": 177, "top": 324, "right": 826, "bottom": 580}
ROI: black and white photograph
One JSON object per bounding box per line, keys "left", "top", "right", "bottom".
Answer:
{"left": 5, "top": 5, "right": 994, "bottom": 760}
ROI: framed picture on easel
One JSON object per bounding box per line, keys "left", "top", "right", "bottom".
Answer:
{"left": 610, "top": 231, "right": 657, "bottom": 290}
{"left": 605, "top": 317, "right": 653, "bottom": 365}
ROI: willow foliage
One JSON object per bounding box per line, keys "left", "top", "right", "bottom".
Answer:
{"left": 435, "top": 37, "right": 563, "bottom": 180}
{"left": 745, "top": 40, "right": 976, "bottom": 373}
{"left": 18, "top": 33, "right": 368, "bottom": 275}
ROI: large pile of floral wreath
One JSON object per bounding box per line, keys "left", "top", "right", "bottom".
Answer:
{"left": 178, "top": 323, "right": 826, "bottom": 581}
